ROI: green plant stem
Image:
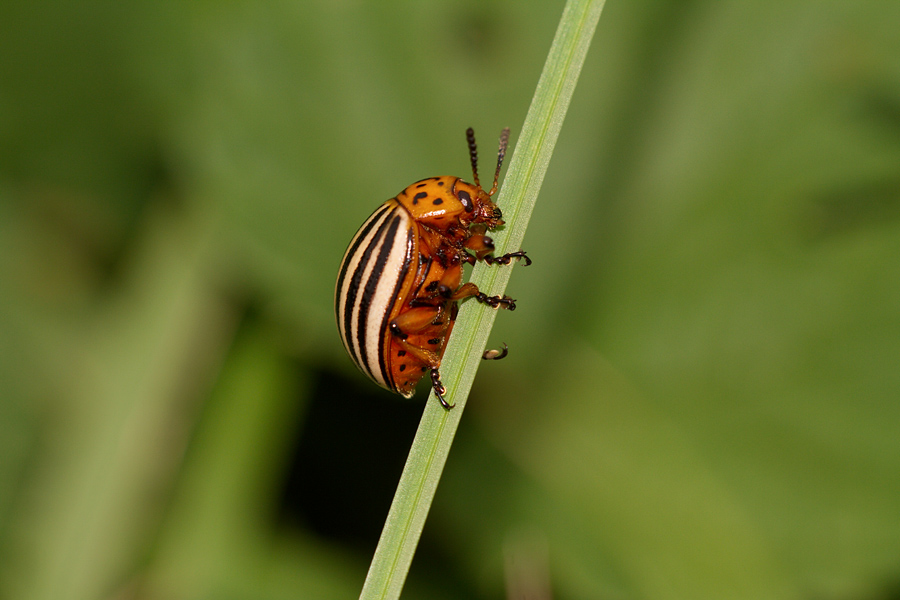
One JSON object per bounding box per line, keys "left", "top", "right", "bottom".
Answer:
{"left": 358, "top": 1, "right": 606, "bottom": 598}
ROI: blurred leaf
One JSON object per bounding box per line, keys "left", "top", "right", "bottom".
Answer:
{"left": 141, "top": 321, "right": 363, "bottom": 600}
{"left": 1, "top": 0, "right": 899, "bottom": 599}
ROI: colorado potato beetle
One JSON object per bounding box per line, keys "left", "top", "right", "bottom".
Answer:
{"left": 335, "top": 128, "right": 530, "bottom": 409}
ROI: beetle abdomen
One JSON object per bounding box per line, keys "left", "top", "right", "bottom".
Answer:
{"left": 335, "top": 200, "right": 415, "bottom": 393}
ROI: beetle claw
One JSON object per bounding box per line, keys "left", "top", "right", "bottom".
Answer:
{"left": 475, "top": 292, "right": 516, "bottom": 310}
{"left": 483, "top": 251, "right": 531, "bottom": 267}
{"left": 431, "top": 368, "right": 454, "bottom": 410}
{"left": 482, "top": 343, "right": 509, "bottom": 361}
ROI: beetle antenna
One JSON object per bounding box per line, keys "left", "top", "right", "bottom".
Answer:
{"left": 489, "top": 127, "right": 510, "bottom": 197}
{"left": 466, "top": 127, "right": 481, "bottom": 189}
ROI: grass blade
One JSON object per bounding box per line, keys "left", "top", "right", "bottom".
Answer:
{"left": 359, "top": 1, "right": 606, "bottom": 597}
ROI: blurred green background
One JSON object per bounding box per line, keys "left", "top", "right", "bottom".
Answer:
{"left": 2, "top": 1, "right": 900, "bottom": 599}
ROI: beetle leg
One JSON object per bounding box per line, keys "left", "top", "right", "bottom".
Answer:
{"left": 430, "top": 368, "right": 453, "bottom": 409}
{"left": 390, "top": 306, "right": 455, "bottom": 409}
{"left": 390, "top": 306, "right": 442, "bottom": 338}
{"left": 391, "top": 334, "right": 441, "bottom": 369}
{"left": 445, "top": 282, "right": 517, "bottom": 310}
{"left": 483, "top": 250, "right": 532, "bottom": 267}
{"left": 464, "top": 228, "right": 495, "bottom": 260}
{"left": 475, "top": 291, "right": 517, "bottom": 310}
{"left": 464, "top": 232, "right": 531, "bottom": 266}
{"left": 389, "top": 316, "right": 455, "bottom": 410}
{"left": 389, "top": 307, "right": 445, "bottom": 368}
{"left": 391, "top": 336, "right": 453, "bottom": 410}
{"left": 482, "top": 343, "right": 508, "bottom": 360}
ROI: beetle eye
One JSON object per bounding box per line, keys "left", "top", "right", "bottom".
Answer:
{"left": 458, "top": 190, "right": 474, "bottom": 212}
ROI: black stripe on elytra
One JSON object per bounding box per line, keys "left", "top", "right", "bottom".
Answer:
{"left": 341, "top": 205, "right": 394, "bottom": 372}
{"left": 377, "top": 223, "right": 414, "bottom": 391}
{"left": 335, "top": 203, "right": 392, "bottom": 320}
{"left": 355, "top": 213, "right": 404, "bottom": 380}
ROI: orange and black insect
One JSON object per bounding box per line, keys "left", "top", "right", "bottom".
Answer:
{"left": 335, "top": 128, "right": 529, "bottom": 409}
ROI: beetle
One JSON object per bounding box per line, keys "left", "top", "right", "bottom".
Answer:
{"left": 334, "top": 128, "right": 529, "bottom": 409}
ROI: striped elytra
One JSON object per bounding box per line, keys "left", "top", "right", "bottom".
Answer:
{"left": 335, "top": 201, "right": 416, "bottom": 393}
{"left": 335, "top": 128, "right": 530, "bottom": 409}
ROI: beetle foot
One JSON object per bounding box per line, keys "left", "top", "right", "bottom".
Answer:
{"left": 482, "top": 343, "right": 509, "bottom": 360}
{"left": 475, "top": 292, "right": 517, "bottom": 311}
{"left": 431, "top": 368, "right": 454, "bottom": 410}
{"left": 483, "top": 251, "right": 531, "bottom": 267}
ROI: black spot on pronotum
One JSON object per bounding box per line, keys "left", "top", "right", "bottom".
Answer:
{"left": 397, "top": 350, "right": 406, "bottom": 357}
{"left": 416, "top": 182, "right": 427, "bottom": 188}
{"left": 437, "top": 180, "right": 445, "bottom": 186}
{"left": 414, "top": 191, "right": 428, "bottom": 200}
{"left": 399, "top": 364, "right": 406, "bottom": 372}
{"left": 432, "top": 198, "right": 443, "bottom": 205}
{"left": 457, "top": 189, "right": 473, "bottom": 212}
